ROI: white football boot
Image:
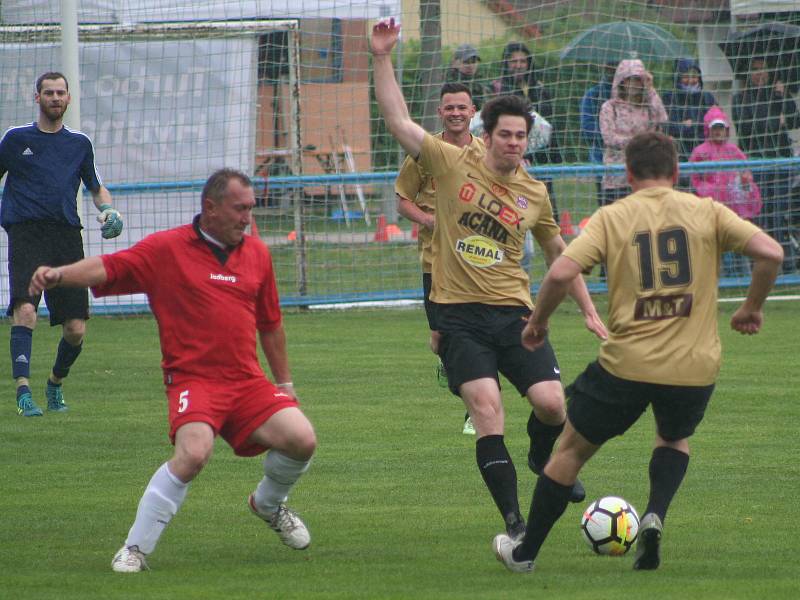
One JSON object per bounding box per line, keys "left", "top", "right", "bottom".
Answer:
{"left": 492, "top": 534, "right": 534, "bottom": 574}
{"left": 248, "top": 494, "right": 310, "bottom": 550}
{"left": 111, "top": 545, "right": 149, "bottom": 573}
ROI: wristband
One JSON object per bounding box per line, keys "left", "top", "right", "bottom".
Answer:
{"left": 277, "top": 382, "right": 294, "bottom": 388}
{"left": 99, "top": 203, "right": 113, "bottom": 212}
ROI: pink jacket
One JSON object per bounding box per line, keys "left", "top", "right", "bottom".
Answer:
{"left": 689, "top": 106, "right": 762, "bottom": 219}
{"left": 600, "top": 60, "right": 668, "bottom": 189}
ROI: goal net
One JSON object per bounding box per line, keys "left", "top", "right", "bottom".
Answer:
{"left": 0, "top": 1, "right": 797, "bottom": 312}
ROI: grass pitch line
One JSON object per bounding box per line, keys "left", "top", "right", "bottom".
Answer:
{"left": 718, "top": 294, "right": 800, "bottom": 303}
{"left": 309, "top": 295, "right": 798, "bottom": 310}
{"left": 309, "top": 299, "right": 422, "bottom": 310}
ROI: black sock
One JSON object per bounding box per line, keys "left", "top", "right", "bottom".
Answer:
{"left": 527, "top": 412, "right": 564, "bottom": 471}
{"left": 52, "top": 337, "right": 83, "bottom": 379}
{"left": 514, "top": 474, "right": 572, "bottom": 561}
{"left": 10, "top": 325, "right": 33, "bottom": 380}
{"left": 476, "top": 435, "right": 522, "bottom": 531}
{"left": 643, "top": 446, "right": 690, "bottom": 524}
{"left": 16, "top": 384, "right": 31, "bottom": 399}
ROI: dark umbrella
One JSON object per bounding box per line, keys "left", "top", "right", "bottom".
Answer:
{"left": 560, "top": 21, "right": 691, "bottom": 64}
{"left": 720, "top": 22, "right": 800, "bottom": 90}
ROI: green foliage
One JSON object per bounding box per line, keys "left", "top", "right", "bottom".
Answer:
{"left": 1, "top": 300, "right": 798, "bottom": 598}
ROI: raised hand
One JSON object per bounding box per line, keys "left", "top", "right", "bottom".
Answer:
{"left": 371, "top": 17, "right": 400, "bottom": 56}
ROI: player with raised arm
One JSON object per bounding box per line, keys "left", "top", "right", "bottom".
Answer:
{"left": 372, "top": 19, "right": 607, "bottom": 542}
{"left": 1, "top": 72, "right": 122, "bottom": 416}
{"left": 493, "top": 131, "right": 783, "bottom": 573}
{"left": 395, "top": 81, "right": 484, "bottom": 435}
{"left": 30, "top": 169, "right": 316, "bottom": 573}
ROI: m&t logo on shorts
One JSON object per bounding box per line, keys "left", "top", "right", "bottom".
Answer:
{"left": 455, "top": 235, "right": 504, "bottom": 267}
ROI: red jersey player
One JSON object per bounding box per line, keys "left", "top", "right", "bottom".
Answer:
{"left": 29, "top": 168, "right": 316, "bottom": 573}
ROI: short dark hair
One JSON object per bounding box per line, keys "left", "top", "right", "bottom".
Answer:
{"left": 201, "top": 168, "right": 253, "bottom": 205}
{"left": 440, "top": 82, "right": 472, "bottom": 99}
{"left": 36, "top": 72, "right": 68, "bottom": 94}
{"left": 625, "top": 132, "right": 678, "bottom": 180}
{"left": 480, "top": 94, "right": 532, "bottom": 135}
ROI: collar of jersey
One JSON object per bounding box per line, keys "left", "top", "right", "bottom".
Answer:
{"left": 192, "top": 214, "right": 243, "bottom": 265}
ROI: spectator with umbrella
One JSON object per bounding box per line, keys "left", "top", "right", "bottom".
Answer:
{"left": 560, "top": 21, "right": 687, "bottom": 206}
{"left": 722, "top": 22, "right": 800, "bottom": 93}
{"left": 599, "top": 59, "right": 668, "bottom": 205}
{"left": 732, "top": 56, "right": 800, "bottom": 272}
{"left": 580, "top": 62, "right": 616, "bottom": 207}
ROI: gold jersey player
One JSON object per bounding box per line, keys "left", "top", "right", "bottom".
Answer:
{"left": 395, "top": 82, "right": 485, "bottom": 435}
{"left": 493, "top": 131, "right": 783, "bottom": 573}
{"left": 372, "top": 19, "right": 607, "bottom": 541}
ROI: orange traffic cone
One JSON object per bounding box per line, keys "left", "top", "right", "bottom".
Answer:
{"left": 560, "top": 210, "right": 575, "bottom": 236}
{"left": 374, "top": 214, "right": 389, "bottom": 242}
{"left": 385, "top": 224, "right": 402, "bottom": 238}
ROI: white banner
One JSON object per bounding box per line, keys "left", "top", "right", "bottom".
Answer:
{"left": 0, "top": 38, "right": 257, "bottom": 310}
{"left": 0, "top": 38, "right": 256, "bottom": 183}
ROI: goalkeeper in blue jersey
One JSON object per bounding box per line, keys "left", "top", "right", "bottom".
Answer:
{"left": 0, "top": 71, "right": 123, "bottom": 417}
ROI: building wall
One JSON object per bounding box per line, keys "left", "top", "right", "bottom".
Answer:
{"left": 400, "top": 0, "right": 511, "bottom": 46}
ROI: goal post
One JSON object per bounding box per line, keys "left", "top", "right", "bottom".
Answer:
{"left": 0, "top": 17, "right": 304, "bottom": 312}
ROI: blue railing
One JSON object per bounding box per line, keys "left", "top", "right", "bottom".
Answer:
{"left": 100, "top": 157, "right": 800, "bottom": 195}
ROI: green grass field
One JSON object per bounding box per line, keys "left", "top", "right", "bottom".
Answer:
{"left": 1, "top": 300, "right": 798, "bottom": 599}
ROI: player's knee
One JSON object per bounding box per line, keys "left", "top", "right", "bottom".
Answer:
{"left": 62, "top": 319, "right": 85, "bottom": 344}
{"left": 528, "top": 382, "right": 566, "bottom": 422}
{"left": 13, "top": 302, "right": 37, "bottom": 328}
{"left": 531, "top": 396, "right": 566, "bottom": 424}
{"left": 468, "top": 398, "right": 503, "bottom": 428}
{"left": 174, "top": 444, "right": 213, "bottom": 480}
{"left": 290, "top": 426, "right": 317, "bottom": 460}
{"left": 429, "top": 331, "right": 441, "bottom": 354}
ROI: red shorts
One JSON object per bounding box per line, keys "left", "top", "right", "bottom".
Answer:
{"left": 166, "top": 376, "right": 299, "bottom": 457}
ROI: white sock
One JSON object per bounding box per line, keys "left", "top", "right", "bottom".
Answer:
{"left": 124, "top": 462, "right": 189, "bottom": 554}
{"left": 253, "top": 451, "right": 311, "bottom": 514}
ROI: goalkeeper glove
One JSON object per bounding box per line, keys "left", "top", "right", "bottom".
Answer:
{"left": 97, "top": 204, "right": 123, "bottom": 239}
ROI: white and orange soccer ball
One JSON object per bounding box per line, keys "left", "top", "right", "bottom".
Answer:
{"left": 581, "top": 496, "right": 640, "bottom": 555}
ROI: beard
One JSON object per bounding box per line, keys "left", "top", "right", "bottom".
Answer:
{"left": 41, "top": 103, "right": 67, "bottom": 122}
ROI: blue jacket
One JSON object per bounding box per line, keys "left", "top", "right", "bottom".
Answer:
{"left": 579, "top": 79, "right": 612, "bottom": 163}
{"left": 661, "top": 58, "right": 716, "bottom": 162}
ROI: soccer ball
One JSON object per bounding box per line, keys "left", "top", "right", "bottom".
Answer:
{"left": 581, "top": 496, "right": 640, "bottom": 556}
